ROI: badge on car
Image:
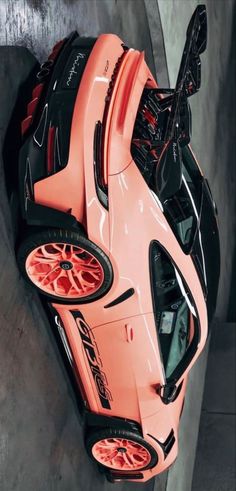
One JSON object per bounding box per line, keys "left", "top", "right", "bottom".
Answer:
{"left": 62, "top": 49, "right": 89, "bottom": 89}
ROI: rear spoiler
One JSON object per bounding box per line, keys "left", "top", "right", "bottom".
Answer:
{"left": 156, "top": 4, "right": 207, "bottom": 145}
{"left": 131, "top": 6, "right": 207, "bottom": 201}
{"left": 152, "top": 5, "right": 207, "bottom": 201}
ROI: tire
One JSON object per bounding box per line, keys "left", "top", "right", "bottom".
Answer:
{"left": 17, "top": 228, "right": 113, "bottom": 303}
{"left": 85, "top": 428, "right": 158, "bottom": 472}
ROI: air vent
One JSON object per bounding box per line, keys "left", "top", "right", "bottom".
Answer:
{"left": 162, "top": 429, "right": 176, "bottom": 458}
{"left": 131, "top": 88, "right": 169, "bottom": 190}
{"left": 148, "top": 429, "right": 176, "bottom": 460}
{"left": 93, "top": 121, "right": 108, "bottom": 209}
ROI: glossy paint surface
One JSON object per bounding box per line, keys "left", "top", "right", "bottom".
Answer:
{"left": 32, "top": 34, "right": 208, "bottom": 481}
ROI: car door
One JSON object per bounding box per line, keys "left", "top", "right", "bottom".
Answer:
{"left": 92, "top": 312, "right": 166, "bottom": 420}
{"left": 149, "top": 240, "right": 200, "bottom": 393}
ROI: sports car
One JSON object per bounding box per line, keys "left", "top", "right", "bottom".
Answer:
{"left": 16, "top": 5, "right": 220, "bottom": 483}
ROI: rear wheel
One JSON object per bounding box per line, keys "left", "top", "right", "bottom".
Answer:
{"left": 85, "top": 428, "right": 158, "bottom": 472}
{"left": 17, "top": 228, "right": 113, "bottom": 303}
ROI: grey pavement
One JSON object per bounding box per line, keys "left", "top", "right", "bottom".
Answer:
{"left": 0, "top": 1, "right": 166, "bottom": 491}
{"left": 0, "top": 0, "right": 156, "bottom": 76}
{"left": 192, "top": 323, "right": 236, "bottom": 491}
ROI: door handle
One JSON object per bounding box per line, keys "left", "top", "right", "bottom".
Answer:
{"left": 125, "top": 323, "right": 134, "bottom": 343}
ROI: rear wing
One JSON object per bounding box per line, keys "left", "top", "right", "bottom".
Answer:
{"left": 156, "top": 4, "right": 207, "bottom": 145}
{"left": 153, "top": 5, "right": 207, "bottom": 201}
{"left": 131, "top": 5, "right": 207, "bottom": 202}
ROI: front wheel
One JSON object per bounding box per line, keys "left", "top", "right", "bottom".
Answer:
{"left": 85, "top": 428, "right": 158, "bottom": 472}
{"left": 17, "top": 228, "right": 113, "bottom": 303}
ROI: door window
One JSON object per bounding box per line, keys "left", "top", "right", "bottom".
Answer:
{"left": 150, "top": 241, "right": 199, "bottom": 381}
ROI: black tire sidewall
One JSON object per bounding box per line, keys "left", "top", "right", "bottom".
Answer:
{"left": 17, "top": 228, "right": 113, "bottom": 303}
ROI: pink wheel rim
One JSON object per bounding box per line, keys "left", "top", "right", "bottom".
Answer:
{"left": 92, "top": 438, "right": 151, "bottom": 471}
{"left": 25, "top": 242, "right": 104, "bottom": 299}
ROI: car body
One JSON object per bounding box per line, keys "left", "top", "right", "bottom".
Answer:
{"left": 16, "top": 5, "right": 220, "bottom": 483}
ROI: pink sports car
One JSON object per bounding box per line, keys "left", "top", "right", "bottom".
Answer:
{"left": 16, "top": 5, "right": 220, "bottom": 483}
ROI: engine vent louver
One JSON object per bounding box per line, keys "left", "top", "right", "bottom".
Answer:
{"left": 131, "top": 89, "right": 169, "bottom": 190}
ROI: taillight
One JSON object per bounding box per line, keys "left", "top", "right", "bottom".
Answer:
{"left": 32, "top": 83, "right": 44, "bottom": 99}
{"left": 21, "top": 116, "right": 33, "bottom": 136}
{"left": 27, "top": 97, "right": 39, "bottom": 116}
{"left": 21, "top": 37, "right": 66, "bottom": 137}
{"left": 21, "top": 86, "right": 44, "bottom": 137}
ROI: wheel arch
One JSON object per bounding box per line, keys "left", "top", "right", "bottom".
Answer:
{"left": 24, "top": 199, "right": 84, "bottom": 232}
{"left": 84, "top": 411, "right": 143, "bottom": 437}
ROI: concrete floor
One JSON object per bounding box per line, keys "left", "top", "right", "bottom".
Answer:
{"left": 192, "top": 322, "right": 236, "bottom": 491}
{"left": 0, "top": 0, "right": 156, "bottom": 74}
{"left": 0, "top": 0, "right": 235, "bottom": 490}
{"left": 0, "top": 2, "right": 165, "bottom": 491}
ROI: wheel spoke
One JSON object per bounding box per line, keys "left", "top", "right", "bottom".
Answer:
{"left": 41, "top": 265, "right": 61, "bottom": 285}
{"left": 72, "top": 270, "right": 95, "bottom": 290}
{"left": 52, "top": 278, "right": 63, "bottom": 295}
{"left": 50, "top": 243, "right": 63, "bottom": 253}
{"left": 122, "top": 452, "right": 134, "bottom": 468}
{"left": 73, "top": 261, "right": 101, "bottom": 273}
{"left": 98, "top": 440, "right": 116, "bottom": 449}
{"left": 33, "top": 255, "right": 58, "bottom": 264}
{"left": 67, "top": 269, "right": 82, "bottom": 293}
{"left": 27, "top": 261, "right": 58, "bottom": 277}
{"left": 73, "top": 262, "right": 100, "bottom": 274}
{"left": 40, "top": 245, "right": 61, "bottom": 259}
{"left": 102, "top": 450, "right": 117, "bottom": 463}
{"left": 61, "top": 243, "right": 67, "bottom": 260}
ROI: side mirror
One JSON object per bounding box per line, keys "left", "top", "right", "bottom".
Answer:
{"left": 157, "top": 382, "right": 179, "bottom": 405}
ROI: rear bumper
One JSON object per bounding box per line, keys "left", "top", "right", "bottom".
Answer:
{"left": 19, "top": 32, "right": 96, "bottom": 225}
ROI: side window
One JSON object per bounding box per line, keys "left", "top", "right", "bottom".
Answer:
{"left": 150, "top": 241, "right": 199, "bottom": 381}
{"left": 163, "top": 181, "right": 196, "bottom": 251}
{"left": 163, "top": 146, "right": 203, "bottom": 253}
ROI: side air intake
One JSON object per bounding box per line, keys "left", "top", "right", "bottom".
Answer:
{"left": 148, "top": 429, "right": 176, "bottom": 460}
